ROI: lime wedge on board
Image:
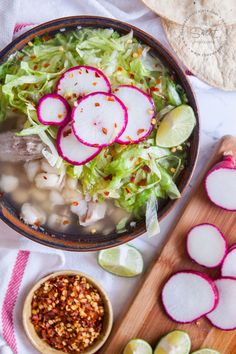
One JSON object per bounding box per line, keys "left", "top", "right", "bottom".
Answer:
{"left": 98, "top": 244, "right": 143, "bottom": 277}
{"left": 156, "top": 104, "right": 196, "bottom": 147}
{"left": 154, "top": 330, "right": 191, "bottom": 354}
{"left": 123, "top": 339, "right": 153, "bottom": 354}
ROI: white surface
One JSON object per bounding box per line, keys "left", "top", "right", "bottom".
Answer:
{"left": 0, "top": 0, "right": 236, "bottom": 353}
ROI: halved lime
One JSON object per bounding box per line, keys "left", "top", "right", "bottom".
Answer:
{"left": 191, "top": 350, "right": 220, "bottom": 354}
{"left": 98, "top": 244, "right": 143, "bottom": 277}
{"left": 154, "top": 330, "right": 191, "bottom": 354}
{"left": 156, "top": 104, "right": 196, "bottom": 147}
{"left": 123, "top": 339, "right": 153, "bottom": 354}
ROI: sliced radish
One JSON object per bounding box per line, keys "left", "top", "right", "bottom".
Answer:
{"left": 37, "top": 93, "right": 70, "bottom": 126}
{"left": 72, "top": 92, "right": 128, "bottom": 147}
{"left": 56, "top": 66, "right": 111, "bottom": 103}
{"left": 187, "top": 223, "right": 227, "bottom": 268}
{"left": 206, "top": 277, "right": 236, "bottom": 330}
{"left": 57, "top": 123, "right": 102, "bottom": 165}
{"left": 205, "top": 154, "right": 236, "bottom": 211}
{"left": 114, "top": 85, "right": 155, "bottom": 144}
{"left": 221, "top": 247, "right": 236, "bottom": 277}
{"left": 162, "top": 271, "right": 218, "bottom": 323}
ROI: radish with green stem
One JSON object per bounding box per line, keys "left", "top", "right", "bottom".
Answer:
{"left": 161, "top": 271, "right": 218, "bottom": 323}
{"left": 187, "top": 223, "right": 227, "bottom": 268}
{"left": 205, "top": 154, "right": 236, "bottom": 211}
{"left": 37, "top": 93, "right": 70, "bottom": 126}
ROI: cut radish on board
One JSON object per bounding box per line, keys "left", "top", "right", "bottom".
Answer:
{"left": 114, "top": 85, "right": 155, "bottom": 144}
{"left": 187, "top": 224, "right": 227, "bottom": 268}
{"left": 56, "top": 66, "right": 111, "bottom": 103}
{"left": 162, "top": 271, "right": 218, "bottom": 323}
{"left": 72, "top": 92, "right": 128, "bottom": 147}
{"left": 221, "top": 247, "right": 236, "bottom": 277}
{"left": 37, "top": 93, "right": 70, "bottom": 126}
{"left": 206, "top": 277, "right": 236, "bottom": 330}
{"left": 205, "top": 154, "right": 236, "bottom": 211}
{"left": 57, "top": 123, "right": 102, "bottom": 165}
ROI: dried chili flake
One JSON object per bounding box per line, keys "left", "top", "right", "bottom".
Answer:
{"left": 104, "top": 191, "right": 110, "bottom": 196}
{"left": 95, "top": 72, "right": 100, "bottom": 78}
{"left": 137, "top": 128, "right": 145, "bottom": 135}
{"left": 107, "top": 96, "right": 115, "bottom": 102}
{"left": 63, "top": 128, "right": 72, "bottom": 138}
{"left": 92, "top": 82, "right": 97, "bottom": 86}
{"left": 95, "top": 102, "right": 100, "bottom": 107}
{"left": 102, "top": 127, "right": 108, "bottom": 135}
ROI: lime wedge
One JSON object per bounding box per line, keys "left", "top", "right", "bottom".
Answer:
{"left": 191, "top": 350, "right": 220, "bottom": 354}
{"left": 154, "top": 330, "right": 191, "bottom": 354}
{"left": 156, "top": 104, "right": 196, "bottom": 147}
{"left": 98, "top": 244, "right": 143, "bottom": 277}
{"left": 123, "top": 339, "right": 153, "bottom": 354}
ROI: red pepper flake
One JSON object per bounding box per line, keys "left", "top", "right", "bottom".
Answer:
{"left": 114, "top": 122, "right": 117, "bottom": 128}
{"left": 95, "top": 72, "right": 100, "bottom": 78}
{"left": 43, "top": 175, "right": 48, "bottom": 180}
{"left": 43, "top": 63, "right": 49, "bottom": 68}
{"left": 78, "top": 70, "right": 82, "bottom": 75}
{"left": 102, "top": 127, "right": 108, "bottom": 135}
{"left": 72, "top": 93, "right": 77, "bottom": 98}
{"left": 33, "top": 64, "right": 38, "bottom": 70}
{"left": 63, "top": 220, "right": 69, "bottom": 225}
{"left": 129, "top": 73, "right": 135, "bottom": 79}
{"left": 126, "top": 136, "right": 133, "bottom": 143}
{"left": 104, "top": 174, "right": 112, "bottom": 181}
{"left": 93, "top": 144, "right": 99, "bottom": 147}
{"left": 137, "top": 128, "right": 145, "bottom": 135}
{"left": 150, "top": 86, "right": 159, "bottom": 92}
{"left": 156, "top": 79, "right": 161, "bottom": 84}
{"left": 85, "top": 69, "right": 89, "bottom": 73}
{"left": 113, "top": 88, "right": 119, "bottom": 93}
{"left": 130, "top": 176, "right": 135, "bottom": 183}
{"left": 34, "top": 220, "right": 41, "bottom": 227}
{"left": 104, "top": 191, "right": 110, "bottom": 196}
{"left": 58, "top": 114, "right": 63, "bottom": 119}
{"left": 72, "top": 201, "right": 79, "bottom": 206}
{"left": 63, "top": 128, "right": 72, "bottom": 138}
{"left": 142, "top": 165, "right": 151, "bottom": 173}
{"left": 135, "top": 159, "right": 141, "bottom": 166}
{"left": 92, "top": 82, "right": 97, "bottom": 86}
{"left": 107, "top": 96, "right": 115, "bottom": 102}
{"left": 125, "top": 187, "right": 131, "bottom": 194}
{"left": 137, "top": 179, "right": 146, "bottom": 186}
{"left": 95, "top": 102, "right": 100, "bottom": 107}
{"left": 117, "top": 66, "right": 123, "bottom": 71}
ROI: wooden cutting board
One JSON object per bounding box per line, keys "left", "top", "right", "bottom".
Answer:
{"left": 100, "top": 135, "right": 236, "bottom": 354}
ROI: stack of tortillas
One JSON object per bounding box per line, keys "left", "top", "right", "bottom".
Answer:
{"left": 142, "top": 0, "right": 236, "bottom": 90}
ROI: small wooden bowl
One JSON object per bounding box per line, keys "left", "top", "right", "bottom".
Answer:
{"left": 23, "top": 270, "right": 113, "bottom": 354}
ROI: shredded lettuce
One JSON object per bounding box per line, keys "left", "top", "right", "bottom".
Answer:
{"left": 0, "top": 27, "right": 189, "bottom": 218}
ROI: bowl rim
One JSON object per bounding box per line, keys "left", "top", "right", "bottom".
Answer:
{"left": 22, "top": 270, "right": 113, "bottom": 354}
{"left": 0, "top": 15, "right": 200, "bottom": 251}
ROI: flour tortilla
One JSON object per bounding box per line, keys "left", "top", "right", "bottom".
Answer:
{"left": 142, "top": 0, "right": 236, "bottom": 26}
{"left": 161, "top": 18, "right": 236, "bottom": 90}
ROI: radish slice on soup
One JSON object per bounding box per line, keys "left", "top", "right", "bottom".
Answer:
{"left": 221, "top": 247, "right": 236, "bottom": 277}
{"left": 57, "top": 123, "right": 102, "bottom": 165}
{"left": 37, "top": 93, "right": 70, "bottom": 126}
{"left": 205, "top": 154, "right": 236, "bottom": 211}
{"left": 206, "top": 277, "right": 236, "bottom": 330}
{"left": 56, "top": 65, "right": 111, "bottom": 103}
{"left": 114, "top": 85, "right": 155, "bottom": 144}
{"left": 72, "top": 92, "right": 128, "bottom": 147}
{"left": 187, "top": 223, "right": 227, "bottom": 268}
{"left": 162, "top": 271, "right": 218, "bottom": 323}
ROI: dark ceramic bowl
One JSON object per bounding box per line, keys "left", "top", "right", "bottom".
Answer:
{"left": 0, "top": 16, "right": 199, "bottom": 251}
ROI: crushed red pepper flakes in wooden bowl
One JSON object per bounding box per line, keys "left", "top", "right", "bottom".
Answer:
{"left": 23, "top": 271, "right": 113, "bottom": 354}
